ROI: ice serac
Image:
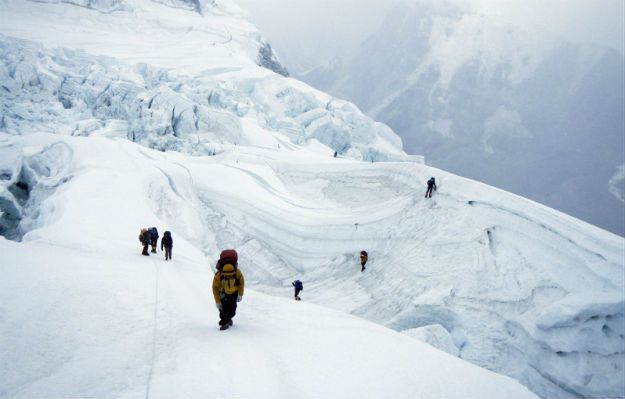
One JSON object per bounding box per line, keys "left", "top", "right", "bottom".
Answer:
{"left": 0, "top": 139, "right": 73, "bottom": 241}
{"left": 0, "top": 0, "right": 398, "bottom": 161}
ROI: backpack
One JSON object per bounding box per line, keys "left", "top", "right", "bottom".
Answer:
{"left": 216, "top": 249, "right": 238, "bottom": 272}
{"left": 220, "top": 271, "right": 239, "bottom": 294}
{"left": 293, "top": 280, "right": 303, "bottom": 290}
{"left": 360, "top": 250, "right": 368, "bottom": 257}
{"left": 215, "top": 249, "right": 240, "bottom": 295}
{"left": 149, "top": 227, "right": 159, "bottom": 238}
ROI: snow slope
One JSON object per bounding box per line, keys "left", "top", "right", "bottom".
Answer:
{"left": 0, "top": 0, "right": 271, "bottom": 76}
{"left": 1, "top": 130, "right": 622, "bottom": 398}
{"left": 0, "top": 133, "right": 537, "bottom": 399}
{"left": 0, "top": 1, "right": 623, "bottom": 398}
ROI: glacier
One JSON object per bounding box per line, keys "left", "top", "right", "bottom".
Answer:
{"left": 0, "top": 1, "right": 623, "bottom": 398}
{"left": 0, "top": 35, "right": 402, "bottom": 161}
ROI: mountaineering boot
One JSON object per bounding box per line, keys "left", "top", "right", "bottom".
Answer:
{"left": 219, "top": 319, "right": 233, "bottom": 329}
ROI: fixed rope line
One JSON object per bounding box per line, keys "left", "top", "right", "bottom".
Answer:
{"left": 144, "top": 259, "right": 160, "bottom": 399}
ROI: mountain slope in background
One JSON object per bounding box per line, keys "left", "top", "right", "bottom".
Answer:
{"left": 299, "top": 1, "right": 625, "bottom": 236}
{"left": 0, "top": 1, "right": 623, "bottom": 398}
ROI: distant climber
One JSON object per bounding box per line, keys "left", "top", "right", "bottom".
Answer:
{"left": 148, "top": 227, "right": 159, "bottom": 253}
{"left": 212, "top": 249, "right": 245, "bottom": 330}
{"left": 425, "top": 177, "right": 437, "bottom": 198}
{"left": 360, "top": 250, "right": 368, "bottom": 272}
{"left": 161, "top": 231, "right": 173, "bottom": 261}
{"left": 292, "top": 280, "right": 303, "bottom": 301}
{"left": 333, "top": 151, "right": 338, "bottom": 158}
{"left": 139, "top": 228, "right": 150, "bottom": 256}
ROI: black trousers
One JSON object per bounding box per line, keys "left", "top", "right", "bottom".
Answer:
{"left": 294, "top": 288, "right": 302, "bottom": 298}
{"left": 425, "top": 187, "right": 434, "bottom": 197}
{"left": 219, "top": 293, "right": 238, "bottom": 325}
{"left": 142, "top": 244, "right": 149, "bottom": 255}
{"left": 164, "top": 246, "right": 172, "bottom": 260}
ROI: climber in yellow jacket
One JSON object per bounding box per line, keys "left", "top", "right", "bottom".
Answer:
{"left": 360, "top": 250, "right": 368, "bottom": 272}
{"left": 212, "top": 249, "right": 245, "bottom": 330}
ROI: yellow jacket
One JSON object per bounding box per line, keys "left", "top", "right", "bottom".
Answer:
{"left": 212, "top": 267, "right": 244, "bottom": 304}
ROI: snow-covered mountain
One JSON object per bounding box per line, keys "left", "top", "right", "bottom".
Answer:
{"left": 0, "top": 0, "right": 403, "bottom": 162}
{"left": 0, "top": 1, "right": 623, "bottom": 399}
{"left": 298, "top": 1, "right": 625, "bottom": 237}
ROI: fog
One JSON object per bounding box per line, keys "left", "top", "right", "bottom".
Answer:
{"left": 237, "top": 0, "right": 624, "bottom": 71}
{"left": 236, "top": 0, "right": 391, "bottom": 69}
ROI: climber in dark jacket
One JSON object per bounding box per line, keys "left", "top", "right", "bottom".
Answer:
{"left": 292, "top": 280, "right": 303, "bottom": 301}
{"left": 149, "top": 227, "right": 159, "bottom": 253}
{"left": 161, "top": 231, "right": 173, "bottom": 260}
{"left": 425, "top": 177, "right": 437, "bottom": 198}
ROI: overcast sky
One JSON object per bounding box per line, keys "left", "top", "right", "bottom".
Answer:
{"left": 236, "top": 0, "right": 624, "bottom": 69}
